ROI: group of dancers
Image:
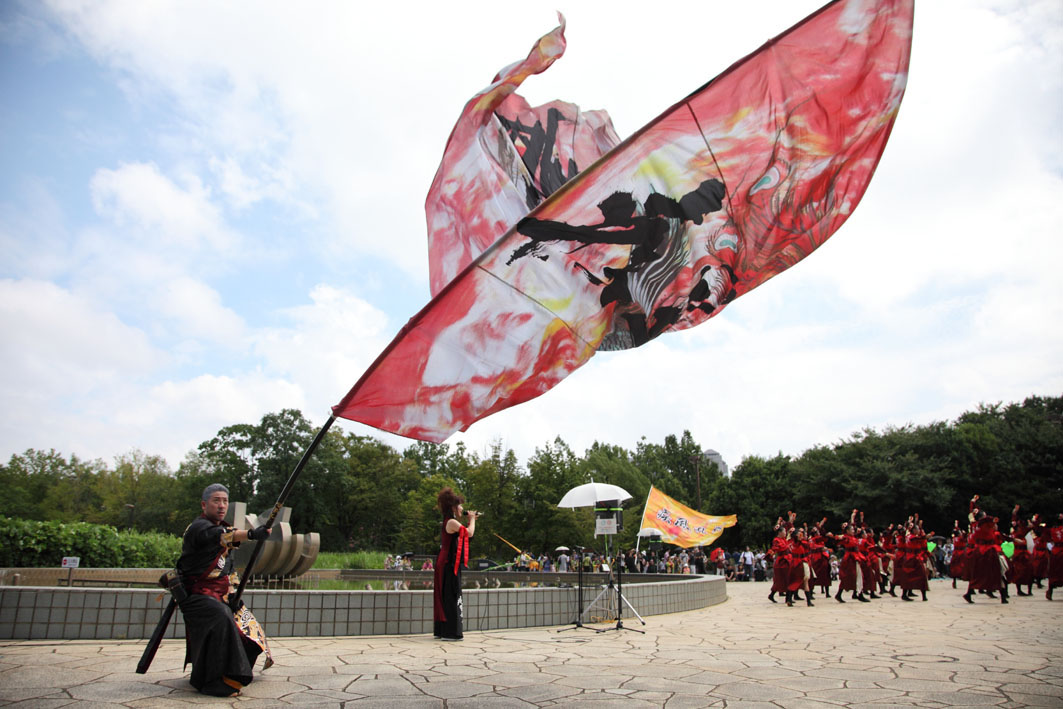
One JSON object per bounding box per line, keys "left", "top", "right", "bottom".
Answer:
{"left": 953, "top": 495, "right": 1063, "bottom": 603}
{"left": 766, "top": 497, "right": 1063, "bottom": 607}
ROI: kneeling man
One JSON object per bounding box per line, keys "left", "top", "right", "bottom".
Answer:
{"left": 177, "top": 483, "right": 272, "bottom": 696}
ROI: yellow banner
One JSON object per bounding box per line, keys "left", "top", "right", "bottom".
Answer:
{"left": 639, "top": 486, "right": 736, "bottom": 548}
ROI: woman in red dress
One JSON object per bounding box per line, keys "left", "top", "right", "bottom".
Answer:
{"left": 858, "top": 528, "right": 880, "bottom": 599}
{"left": 788, "top": 527, "right": 814, "bottom": 607}
{"left": 808, "top": 521, "right": 832, "bottom": 599}
{"left": 1031, "top": 514, "right": 1050, "bottom": 590}
{"left": 1007, "top": 505, "right": 1034, "bottom": 597}
{"left": 832, "top": 512, "right": 869, "bottom": 603}
{"left": 903, "top": 522, "right": 930, "bottom": 602}
{"left": 892, "top": 526, "right": 910, "bottom": 596}
{"left": 949, "top": 522, "right": 967, "bottom": 589}
{"left": 433, "top": 487, "right": 480, "bottom": 640}
{"left": 963, "top": 495, "right": 1007, "bottom": 604}
{"left": 1048, "top": 514, "right": 1063, "bottom": 601}
{"left": 767, "top": 524, "right": 791, "bottom": 604}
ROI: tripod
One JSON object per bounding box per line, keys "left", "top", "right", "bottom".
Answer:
{"left": 557, "top": 547, "right": 600, "bottom": 633}
{"left": 584, "top": 542, "right": 646, "bottom": 633}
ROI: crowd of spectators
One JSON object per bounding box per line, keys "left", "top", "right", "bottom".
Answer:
{"left": 389, "top": 544, "right": 977, "bottom": 581}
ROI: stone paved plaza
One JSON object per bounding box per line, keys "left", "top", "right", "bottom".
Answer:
{"left": 1, "top": 579, "right": 1060, "bottom": 707}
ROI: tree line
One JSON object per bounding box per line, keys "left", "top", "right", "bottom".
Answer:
{"left": 1, "top": 395, "right": 1059, "bottom": 563}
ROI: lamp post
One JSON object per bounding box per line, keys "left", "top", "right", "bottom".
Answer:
{"left": 125, "top": 503, "right": 136, "bottom": 530}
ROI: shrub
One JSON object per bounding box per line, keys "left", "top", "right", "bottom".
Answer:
{"left": 0, "top": 516, "right": 182, "bottom": 568}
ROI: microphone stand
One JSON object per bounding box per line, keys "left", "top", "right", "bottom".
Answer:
{"left": 599, "top": 545, "right": 645, "bottom": 634}
{"left": 557, "top": 547, "right": 599, "bottom": 633}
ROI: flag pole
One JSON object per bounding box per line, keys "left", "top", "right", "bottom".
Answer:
{"left": 229, "top": 415, "right": 336, "bottom": 610}
{"left": 635, "top": 486, "right": 654, "bottom": 553}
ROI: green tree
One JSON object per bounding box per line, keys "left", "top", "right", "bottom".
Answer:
{"left": 466, "top": 441, "right": 524, "bottom": 561}
{"left": 94, "top": 450, "right": 182, "bottom": 534}
{"left": 333, "top": 432, "right": 420, "bottom": 552}
{"left": 707, "top": 453, "right": 793, "bottom": 549}
{"left": 514, "top": 438, "right": 588, "bottom": 556}
{"left": 0, "top": 449, "right": 101, "bottom": 521}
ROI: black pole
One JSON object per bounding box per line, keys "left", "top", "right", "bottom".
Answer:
{"left": 229, "top": 415, "right": 336, "bottom": 611}
{"left": 135, "top": 597, "right": 177, "bottom": 674}
{"left": 557, "top": 546, "right": 597, "bottom": 633}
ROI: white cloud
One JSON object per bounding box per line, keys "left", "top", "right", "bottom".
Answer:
{"left": 254, "top": 284, "right": 393, "bottom": 408}
{"left": 0, "top": 278, "right": 161, "bottom": 457}
{"left": 89, "top": 162, "right": 236, "bottom": 253}
{"left": 157, "top": 276, "right": 246, "bottom": 349}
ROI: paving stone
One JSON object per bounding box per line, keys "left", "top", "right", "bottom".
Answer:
{"left": 663, "top": 694, "right": 725, "bottom": 708}
{"left": 0, "top": 686, "right": 77, "bottom": 702}
{"left": 341, "top": 699, "right": 442, "bottom": 708}
{"left": 67, "top": 681, "right": 172, "bottom": 702}
{"left": 345, "top": 677, "right": 424, "bottom": 696}
{"left": 1000, "top": 693, "right": 1063, "bottom": 707}
{"left": 467, "top": 671, "right": 546, "bottom": 688}
{"left": 903, "top": 690, "right": 1008, "bottom": 705}
{"left": 499, "top": 683, "right": 581, "bottom": 703}
{"left": 554, "top": 673, "right": 637, "bottom": 690}
{"left": 0, "top": 666, "right": 107, "bottom": 688}
{"left": 805, "top": 687, "right": 905, "bottom": 703}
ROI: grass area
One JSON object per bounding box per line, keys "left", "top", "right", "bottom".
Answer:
{"left": 312, "top": 550, "right": 389, "bottom": 570}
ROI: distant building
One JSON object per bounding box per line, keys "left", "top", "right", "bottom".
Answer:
{"left": 703, "top": 449, "right": 729, "bottom": 478}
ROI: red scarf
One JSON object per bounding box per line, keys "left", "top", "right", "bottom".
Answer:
{"left": 454, "top": 526, "right": 469, "bottom": 575}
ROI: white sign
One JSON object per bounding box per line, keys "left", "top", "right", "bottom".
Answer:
{"left": 595, "top": 518, "right": 618, "bottom": 536}
{"left": 61, "top": 557, "right": 80, "bottom": 569}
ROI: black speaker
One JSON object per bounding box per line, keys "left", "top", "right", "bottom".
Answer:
{"left": 594, "top": 500, "right": 623, "bottom": 531}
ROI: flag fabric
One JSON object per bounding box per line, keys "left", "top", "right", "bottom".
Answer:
{"left": 334, "top": 0, "right": 914, "bottom": 442}
{"left": 425, "top": 14, "right": 620, "bottom": 296}
{"left": 639, "top": 485, "right": 736, "bottom": 548}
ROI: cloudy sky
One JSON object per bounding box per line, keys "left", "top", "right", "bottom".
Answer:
{"left": 2, "top": 0, "right": 1060, "bottom": 474}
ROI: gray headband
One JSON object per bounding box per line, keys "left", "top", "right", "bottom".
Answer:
{"left": 202, "top": 483, "right": 229, "bottom": 501}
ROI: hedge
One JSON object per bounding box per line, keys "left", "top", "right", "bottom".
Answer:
{"left": 0, "top": 516, "right": 182, "bottom": 568}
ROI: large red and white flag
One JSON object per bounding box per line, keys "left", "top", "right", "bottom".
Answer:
{"left": 335, "top": 0, "right": 914, "bottom": 442}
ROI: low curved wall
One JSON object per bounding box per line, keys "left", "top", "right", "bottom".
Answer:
{"left": 0, "top": 575, "right": 726, "bottom": 640}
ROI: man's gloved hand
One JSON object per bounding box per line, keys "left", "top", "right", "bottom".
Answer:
{"left": 247, "top": 525, "right": 271, "bottom": 541}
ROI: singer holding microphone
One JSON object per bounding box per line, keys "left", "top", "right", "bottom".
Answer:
{"left": 433, "top": 487, "right": 480, "bottom": 641}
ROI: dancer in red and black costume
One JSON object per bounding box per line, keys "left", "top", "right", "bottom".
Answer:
{"left": 878, "top": 526, "right": 898, "bottom": 597}
{"left": 858, "top": 526, "right": 881, "bottom": 599}
{"left": 949, "top": 521, "right": 967, "bottom": 589}
{"left": 1048, "top": 513, "right": 1063, "bottom": 601}
{"left": 891, "top": 524, "right": 910, "bottom": 596}
{"left": 788, "top": 524, "right": 815, "bottom": 607}
{"left": 830, "top": 511, "right": 870, "bottom": 603}
{"left": 1007, "top": 505, "right": 1034, "bottom": 597}
{"left": 1031, "top": 514, "right": 1049, "bottom": 590}
{"left": 963, "top": 495, "right": 1008, "bottom": 604}
{"left": 902, "top": 518, "right": 930, "bottom": 602}
{"left": 767, "top": 523, "right": 791, "bottom": 605}
{"left": 808, "top": 519, "right": 832, "bottom": 599}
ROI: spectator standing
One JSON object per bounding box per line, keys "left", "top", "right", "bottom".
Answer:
{"left": 740, "top": 547, "right": 755, "bottom": 581}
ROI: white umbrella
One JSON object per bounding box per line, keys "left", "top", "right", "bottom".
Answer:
{"left": 555, "top": 546, "right": 570, "bottom": 552}
{"left": 637, "top": 528, "right": 663, "bottom": 538}
{"left": 557, "top": 482, "right": 632, "bottom": 508}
